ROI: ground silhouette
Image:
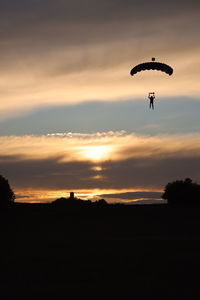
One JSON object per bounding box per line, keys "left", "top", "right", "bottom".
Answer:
{"left": 2, "top": 200, "right": 200, "bottom": 299}
{"left": 2, "top": 176, "right": 200, "bottom": 298}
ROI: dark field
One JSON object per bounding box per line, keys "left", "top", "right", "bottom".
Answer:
{"left": 1, "top": 203, "right": 200, "bottom": 299}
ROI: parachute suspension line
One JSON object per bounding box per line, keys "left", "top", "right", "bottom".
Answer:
{"left": 130, "top": 58, "right": 173, "bottom": 109}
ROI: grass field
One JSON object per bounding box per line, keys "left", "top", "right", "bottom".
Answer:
{"left": 1, "top": 203, "right": 200, "bottom": 299}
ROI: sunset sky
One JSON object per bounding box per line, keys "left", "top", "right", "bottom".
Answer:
{"left": 1, "top": 0, "right": 200, "bottom": 203}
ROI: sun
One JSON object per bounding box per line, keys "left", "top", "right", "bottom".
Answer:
{"left": 82, "top": 145, "right": 112, "bottom": 161}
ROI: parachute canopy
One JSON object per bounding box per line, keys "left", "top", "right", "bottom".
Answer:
{"left": 130, "top": 58, "right": 173, "bottom": 76}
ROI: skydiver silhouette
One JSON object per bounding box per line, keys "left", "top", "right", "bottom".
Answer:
{"left": 148, "top": 92, "right": 155, "bottom": 110}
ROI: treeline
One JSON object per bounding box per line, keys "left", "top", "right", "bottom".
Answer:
{"left": 0, "top": 175, "right": 15, "bottom": 207}
{"left": 1, "top": 174, "right": 200, "bottom": 207}
{"left": 51, "top": 196, "right": 108, "bottom": 207}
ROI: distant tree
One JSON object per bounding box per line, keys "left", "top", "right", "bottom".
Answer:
{"left": 52, "top": 196, "right": 92, "bottom": 207}
{"left": 0, "top": 175, "right": 15, "bottom": 207}
{"left": 94, "top": 199, "right": 108, "bottom": 206}
{"left": 162, "top": 178, "right": 200, "bottom": 204}
{"left": 51, "top": 196, "right": 107, "bottom": 207}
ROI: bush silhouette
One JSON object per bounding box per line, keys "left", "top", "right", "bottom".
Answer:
{"left": 52, "top": 194, "right": 107, "bottom": 207}
{"left": 52, "top": 196, "right": 92, "bottom": 207}
{"left": 162, "top": 178, "right": 200, "bottom": 204}
{"left": 0, "top": 175, "right": 15, "bottom": 207}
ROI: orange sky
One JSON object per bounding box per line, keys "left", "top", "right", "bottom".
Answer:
{"left": 1, "top": 0, "right": 200, "bottom": 203}
{"left": 0, "top": 1, "right": 199, "bottom": 120}
{"left": 1, "top": 131, "right": 200, "bottom": 202}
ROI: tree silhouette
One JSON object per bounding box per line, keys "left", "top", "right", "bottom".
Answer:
{"left": 162, "top": 178, "right": 200, "bottom": 204}
{"left": 0, "top": 175, "right": 15, "bottom": 207}
{"left": 52, "top": 195, "right": 107, "bottom": 207}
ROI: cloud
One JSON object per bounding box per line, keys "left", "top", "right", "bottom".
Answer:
{"left": 1, "top": 132, "right": 200, "bottom": 198}
{"left": 99, "top": 191, "right": 162, "bottom": 200}
{"left": 2, "top": 131, "right": 200, "bottom": 163}
{"left": 97, "top": 191, "right": 165, "bottom": 204}
{"left": 1, "top": 98, "right": 200, "bottom": 137}
{"left": 102, "top": 156, "right": 200, "bottom": 189}
{"left": 47, "top": 130, "right": 126, "bottom": 139}
{"left": 0, "top": 155, "right": 95, "bottom": 189}
{"left": 1, "top": 1, "right": 200, "bottom": 202}
{"left": 0, "top": 0, "right": 200, "bottom": 120}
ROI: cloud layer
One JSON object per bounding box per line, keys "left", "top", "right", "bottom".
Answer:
{"left": 1, "top": 131, "right": 200, "bottom": 202}
{"left": 1, "top": 1, "right": 200, "bottom": 203}
{"left": 0, "top": 0, "right": 200, "bottom": 119}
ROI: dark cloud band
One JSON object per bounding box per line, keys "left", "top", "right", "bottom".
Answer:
{"left": 1, "top": 154, "right": 200, "bottom": 191}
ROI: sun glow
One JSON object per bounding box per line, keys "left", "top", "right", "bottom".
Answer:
{"left": 81, "top": 145, "right": 112, "bottom": 161}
